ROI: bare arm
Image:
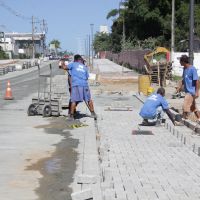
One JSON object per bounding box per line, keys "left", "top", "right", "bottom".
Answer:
{"left": 176, "top": 79, "right": 184, "bottom": 93}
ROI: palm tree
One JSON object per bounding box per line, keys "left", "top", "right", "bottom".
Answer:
{"left": 49, "top": 39, "right": 61, "bottom": 56}
{"left": 106, "top": 9, "right": 119, "bottom": 20}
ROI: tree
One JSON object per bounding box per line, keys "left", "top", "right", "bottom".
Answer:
{"left": 106, "top": 9, "right": 119, "bottom": 20}
{"left": 93, "top": 32, "right": 112, "bottom": 53}
{"left": 0, "top": 48, "right": 8, "bottom": 59}
{"left": 49, "top": 39, "right": 61, "bottom": 56}
{"left": 107, "top": 0, "right": 200, "bottom": 52}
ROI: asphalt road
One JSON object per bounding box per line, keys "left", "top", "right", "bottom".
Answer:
{"left": 0, "top": 61, "right": 63, "bottom": 107}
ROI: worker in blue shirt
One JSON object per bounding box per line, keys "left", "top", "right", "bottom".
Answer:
{"left": 176, "top": 55, "right": 200, "bottom": 120}
{"left": 139, "top": 87, "right": 176, "bottom": 125}
{"left": 61, "top": 54, "right": 96, "bottom": 120}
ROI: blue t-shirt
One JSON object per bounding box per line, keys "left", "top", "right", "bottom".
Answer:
{"left": 67, "top": 62, "right": 89, "bottom": 87}
{"left": 182, "top": 66, "right": 198, "bottom": 95}
{"left": 139, "top": 93, "right": 169, "bottom": 118}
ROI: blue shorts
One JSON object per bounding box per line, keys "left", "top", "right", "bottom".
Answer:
{"left": 70, "top": 86, "right": 91, "bottom": 103}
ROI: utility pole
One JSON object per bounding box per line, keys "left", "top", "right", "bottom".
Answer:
{"left": 3, "top": 32, "right": 6, "bottom": 52}
{"left": 42, "top": 19, "right": 46, "bottom": 56}
{"left": 171, "top": 0, "right": 175, "bottom": 62}
{"left": 122, "top": 15, "right": 125, "bottom": 50}
{"left": 90, "top": 23, "right": 94, "bottom": 70}
{"left": 189, "top": 0, "right": 194, "bottom": 64}
{"left": 32, "top": 16, "right": 35, "bottom": 59}
{"left": 85, "top": 37, "right": 88, "bottom": 59}
{"left": 88, "top": 35, "right": 91, "bottom": 67}
{"left": 119, "top": 0, "right": 126, "bottom": 50}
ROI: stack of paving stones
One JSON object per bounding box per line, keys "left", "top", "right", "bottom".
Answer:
{"left": 69, "top": 103, "right": 102, "bottom": 200}
{"left": 93, "top": 92, "right": 200, "bottom": 200}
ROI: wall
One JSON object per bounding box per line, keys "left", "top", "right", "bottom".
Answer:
{"left": 172, "top": 52, "right": 200, "bottom": 76}
{"left": 103, "top": 50, "right": 149, "bottom": 73}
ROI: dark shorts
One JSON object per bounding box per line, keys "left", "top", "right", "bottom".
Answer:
{"left": 70, "top": 86, "right": 91, "bottom": 103}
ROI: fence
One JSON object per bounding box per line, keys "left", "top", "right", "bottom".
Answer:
{"left": 99, "top": 50, "right": 150, "bottom": 74}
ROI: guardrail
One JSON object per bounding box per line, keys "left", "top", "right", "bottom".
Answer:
{"left": 0, "top": 59, "right": 41, "bottom": 76}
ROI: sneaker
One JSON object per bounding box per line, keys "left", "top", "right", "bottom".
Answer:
{"left": 142, "top": 119, "right": 149, "bottom": 125}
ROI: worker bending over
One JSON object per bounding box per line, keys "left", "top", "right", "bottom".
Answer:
{"left": 139, "top": 87, "right": 176, "bottom": 125}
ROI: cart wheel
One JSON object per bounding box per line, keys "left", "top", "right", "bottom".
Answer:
{"left": 43, "top": 105, "right": 52, "bottom": 117}
{"left": 27, "top": 103, "right": 38, "bottom": 116}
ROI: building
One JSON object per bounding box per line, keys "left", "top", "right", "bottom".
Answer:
{"left": 0, "top": 32, "right": 45, "bottom": 58}
{"left": 99, "top": 25, "right": 109, "bottom": 34}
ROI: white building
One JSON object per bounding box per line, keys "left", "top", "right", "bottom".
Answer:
{"left": 172, "top": 52, "right": 200, "bottom": 76}
{"left": 100, "top": 25, "right": 109, "bottom": 34}
{"left": 0, "top": 32, "right": 45, "bottom": 58}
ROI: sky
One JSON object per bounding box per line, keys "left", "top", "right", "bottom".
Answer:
{"left": 0, "top": 0, "right": 120, "bottom": 54}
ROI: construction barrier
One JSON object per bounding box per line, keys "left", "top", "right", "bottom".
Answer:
{"left": 4, "top": 80, "right": 14, "bottom": 100}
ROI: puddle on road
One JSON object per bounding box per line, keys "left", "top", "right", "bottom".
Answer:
{"left": 26, "top": 116, "right": 79, "bottom": 200}
{"left": 45, "top": 158, "right": 61, "bottom": 174}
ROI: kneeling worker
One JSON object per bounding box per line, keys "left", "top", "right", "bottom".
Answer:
{"left": 139, "top": 87, "right": 176, "bottom": 125}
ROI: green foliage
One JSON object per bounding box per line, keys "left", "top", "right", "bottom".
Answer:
{"left": 172, "top": 75, "right": 182, "bottom": 81}
{"left": 93, "top": 32, "right": 112, "bottom": 52}
{"left": 106, "top": 0, "right": 200, "bottom": 53}
{"left": 49, "top": 39, "right": 61, "bottom": 49}
{"left": 106, "top": 9, "right": 119, "bottom": 20}
{"left": 0, "top": 49, "right": 9, "bottom": 59}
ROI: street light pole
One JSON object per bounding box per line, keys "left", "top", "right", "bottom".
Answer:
{"left": 85, "top": 37, "right": 87, "bottom": 58}
{"left": 171, "top": 0, "right": 175, "bottom": 62}
{"left": 32, "top": 16, "right": 35, "bottom": 59}
{"left": 90, "top": 23, "right": 94, "bottom": 70}
{"left": 120, "top": 0, "right": 126, "bottom": 50}
{"left": 88, "top": 34, "right": 91, "bottom": 67}
{"left": 189, "top": 0, "right": 194, "bottom": 64}
{"left": 119, "top": 0, "right": 126, "bottom": 74}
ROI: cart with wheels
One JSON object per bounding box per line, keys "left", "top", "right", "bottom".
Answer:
{"left": 27, "top": 64, "right": 60, "bottom": 117}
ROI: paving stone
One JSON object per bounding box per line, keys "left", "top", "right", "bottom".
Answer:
{"left": 77, "top": 174, "right": 99, "bottom": 184}
{"left": 71, "top": 188, "right": 93, "bottom": 200}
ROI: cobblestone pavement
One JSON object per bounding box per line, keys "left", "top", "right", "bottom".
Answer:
{"left": 96, "top": 94, "right": 200, "bottom": 200}
{"left": 70, "top": 59, "right": 200, "bottom": 200}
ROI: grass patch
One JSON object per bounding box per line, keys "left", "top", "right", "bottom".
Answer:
{"left": 172, "top": 75, "right": 182, "bottom": 81}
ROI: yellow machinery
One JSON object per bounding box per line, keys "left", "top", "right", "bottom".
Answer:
{"left": 144, "top": 47, "right": 172, "bottom": 87}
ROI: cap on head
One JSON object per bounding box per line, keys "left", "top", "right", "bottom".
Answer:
{"left": 180, "top": 55, "right": 189, "bottom": 64}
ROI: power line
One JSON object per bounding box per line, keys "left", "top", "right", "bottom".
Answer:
{"left": 0, "top": 24, "right": 12, "bottom": 32}
{"left": 0, "top": 0, "right": 48, "bottom": 35}
{"left": 0, "top": 0, "right": 31, "bottom": 20}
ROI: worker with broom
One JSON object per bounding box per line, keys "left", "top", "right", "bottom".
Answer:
{"left": 60, "top": 54, "right": 97, "bottom": 120}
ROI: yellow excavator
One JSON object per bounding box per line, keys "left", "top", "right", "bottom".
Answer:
{"left": 143, "top": 47, "right": 172, "bottom": 86}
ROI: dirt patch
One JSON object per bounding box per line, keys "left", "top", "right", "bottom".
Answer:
{"left": 91, "top": 81, "right": 139, "bottom": 95}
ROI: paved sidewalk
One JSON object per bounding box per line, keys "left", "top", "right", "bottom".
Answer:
{"left": 96, "top": 94, "right": 200, "bottom": 200}
{"left": 69, "top": 59, "right": 200, "bottom": 200}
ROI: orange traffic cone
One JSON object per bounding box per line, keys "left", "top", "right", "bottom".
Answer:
{"left": 4, "top": 80, "right": 14, "bottom": 100}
